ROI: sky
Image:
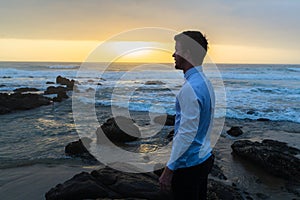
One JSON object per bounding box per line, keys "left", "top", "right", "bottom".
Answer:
{"left": 0, "top": 0, "right": 299, "bottom": 64}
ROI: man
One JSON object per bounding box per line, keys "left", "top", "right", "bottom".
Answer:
{"left": 159, "top": 31, "right": 215, "bottom": 200}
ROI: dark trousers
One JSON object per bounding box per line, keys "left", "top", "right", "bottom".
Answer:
{"left": 171, "top": 155, "right": 214, "bottom": 200}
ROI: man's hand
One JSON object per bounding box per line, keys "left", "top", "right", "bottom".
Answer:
{"left": 159, "top": 167, "right": 173, "bottom": 191}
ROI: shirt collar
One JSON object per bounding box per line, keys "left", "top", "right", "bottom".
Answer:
{"left": 184, "top": 66, "right": 203, "bottom": 80}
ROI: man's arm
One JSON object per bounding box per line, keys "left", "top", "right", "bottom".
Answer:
{"left": 167, "top": 84, "right": 201, "bottom": 170}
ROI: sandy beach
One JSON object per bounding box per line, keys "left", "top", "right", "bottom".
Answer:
{"left": 0, "top": 164, "right": 102, "bottom": 200}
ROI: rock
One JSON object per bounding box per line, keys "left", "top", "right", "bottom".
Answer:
{"left": 0, "top": 93, "right": 51, "bottom": 114}
{"left": 211, "top": 164, "right": 227, "bottom": 180}
{"left": 0, "top": 84, "right": 6, "bottom": 87}
{"left": 44, "top": 86, "right": 67, "bottom": 95}
{"left": 44, "top": 86, "right": 69, "bottom": 102}
{"left": 144, "top": 81, "right": 165, "bottom": 85}
{"left": 96, "top": 116, "right": 141, "bottom": 143}
{"left": 45, "top": 166, "right": 171, "bottom": 200}
{"left": 207, "top": 179, "right": 244, "bottom": 200}
{"left": 45, "top": 172, "right": 111, "bottom": 200}
{"left": 52, "top": 91, "right": 69, "bottom": 102}
{"left": 247, "top": 110, "right": 255, "bottom": 115}
{"left": 0, "top": 105, "right": 11, "bottom": 114}
{"left": 227, "top": 126, "right": 243, "bottom": 137}
{"left": 46, "top": 81, "right": 55, "bottom": 84}
{"left": 166, "top": 130, "right": 174, "bottom": 141}
{"left": 13, "top": 87, "right": 39, "bottom": 93}
{"left": 231, "top": 139, "right": 300, "bottom": 181}
{"left": 153, "top": 114, "right": 175, "bottom": 126}
{"left": 45, "top": 164, "right": 245, "bottom": 200}
{"left": 255, "top": 193, "right": 269, "bottom": 199}
{"left": 56, "top": 75, "right": 75, "bottom": 90}
{"left": 257, "top": 118, "right": 270, "bottom": 121}
{"left": 65, "top": 138, "right": 96, "bottom": 161}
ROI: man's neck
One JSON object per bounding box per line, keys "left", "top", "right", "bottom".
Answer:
{"left": 183, "top": 65, "right": 194, "bottom": 74}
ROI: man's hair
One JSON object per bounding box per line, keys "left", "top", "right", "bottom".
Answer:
{"left": 174, "top": 31, "right": 208, "bottom": 65}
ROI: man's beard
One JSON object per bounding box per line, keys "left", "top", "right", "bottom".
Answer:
{"left": 175, "top": 63, "right": 183, "bottom": 70}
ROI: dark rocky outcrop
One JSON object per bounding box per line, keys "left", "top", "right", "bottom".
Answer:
{"left": 227, "top": 126, "right": 243, "bottom": 137}
{"left": 246, "top": 110, "right": 255, "bottom": 115}
{"left": 45, "top": 166, "right": 171, "bottom": 200}
{"left": 44, "top": 86, "right": 68, "bottom": 95}
{"left": 56, "top": 75, "right": 75, "bottom": 90}
{"left": 0, "top": 93, "right": 51, "bottom": 114}
{"left": 96, "top": 116, "right": 141, "bottom": 144}
{"left": 46, "top": 81, "right": 55, "bottom": 84}
{"left": 45, "top": 165, "right": 245, "bottom": 200}
{"left": 144, "top": 81, "right": 165, "bottom": 85}
{"left": 65, "top": 138, "right": 96, "bottom": 161}
{"left": 44, "top": 86, "right": 69, "bottom": 102}
{"left": 13, "top": 87, "right": 39, "bottom": 93}
{"left": 210, "top": 164, "right": 227, "bottom": 180}
{"left": 207, "top": 179, "right": 245, "bottom": 200}
{"left": 231, "top": 139, "right": 300, "bottom": 181}
{"left": 256, "top": 118, "right": 270, "bottom": 121}
{"left": 153, "top": 115, "right": 175, "bottom": 126}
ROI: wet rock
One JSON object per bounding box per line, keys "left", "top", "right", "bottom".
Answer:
{"left": 96, "top": 116, "right": 141, "bottom": 144}
{"left": 247, "top": 110, "right": 255, "bottom": 115}
{"left": 65, "top": 138, "right": 95, "bottom": 161}
{"left": 153, "top": 114, "right": 175, "bottom": 126}
{"left": 257, "top": 118, "right": 270, "bottom": 121}
{"left": 211, "top": 164, "right": 227, "bottom": 180}
{"left": 166, "top": 130, "right": 174, "bottom": 141}
{"left": 56, "top": 75, "right": 75, "bottom": 90}
{"left": 13, "top": 87, "right": 39, "bottom": 93}
{"left": 227, "top": 126, "right": 243, "bottom": 137}
{"left": 231, "top": 139, "right": 300, "bottom": 181}
{"left": 0, "top": 105, "right": 11, "bottom": 114}
{"left": 0, "top": 93, "right": 51, "bottom": 114}
{"left": 144, "top": 81, "right": 165, "bottom": 85}
{"left": 44, "top": 86, "right": 67, "bottom": 94}
{"left": 52, "top": 91, "right": 69, "bottom": 102}
{"left": 255, "top": 193, "right": 269, "bottom": 199}
{"left": 45, "top": 165, "right": 171, "bottom": 200}
{"left": 46, "top": 81, "right": 55, "bottom": 84}
{"left": 46, "top": 164, "right": 246, "bottom": 200}
{"left": 207, "top": 179, "right": 245, "bottom": 200}
{"left": 44, "top": 86, "right": 69, "bottom": 102}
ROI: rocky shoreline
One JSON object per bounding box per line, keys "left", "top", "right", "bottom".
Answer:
{"left": 45, "top": 115, "right": 300, "bottom": 200}
{"left": 1, "top": 76, "right": 299, "bottom": 199}
{"left": 0, "top": 75, "right": 74, "bottom": 114}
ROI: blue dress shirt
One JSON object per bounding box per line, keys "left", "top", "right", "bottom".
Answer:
{"left": 167, "top": 66, "right": 214, "bottom": 171}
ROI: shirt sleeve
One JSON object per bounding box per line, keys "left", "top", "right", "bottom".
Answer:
{"left": 167, "top": 83, "right": 201, "bottom": 170}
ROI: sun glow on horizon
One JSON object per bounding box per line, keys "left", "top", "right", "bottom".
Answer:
{"left": 0, "top": 38, "right": 299, "bottom": 64}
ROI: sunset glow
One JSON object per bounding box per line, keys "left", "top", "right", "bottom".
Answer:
{"left": 1, "top": 1, "right": 299, "bottom": 64}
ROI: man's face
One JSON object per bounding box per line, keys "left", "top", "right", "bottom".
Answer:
{"left": 172, "top": 41, "right": 185, "bottom": 70}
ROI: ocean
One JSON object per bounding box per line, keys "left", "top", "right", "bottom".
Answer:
{"left": 1, "top": 62, "right": 299, "bottom": 122}
{"left": 0, "top": 62, "right": 299, "bottom": 199}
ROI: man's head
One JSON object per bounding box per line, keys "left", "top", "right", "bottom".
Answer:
{"left": 173, "top": 31, "right": 208, "bottom": 71}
